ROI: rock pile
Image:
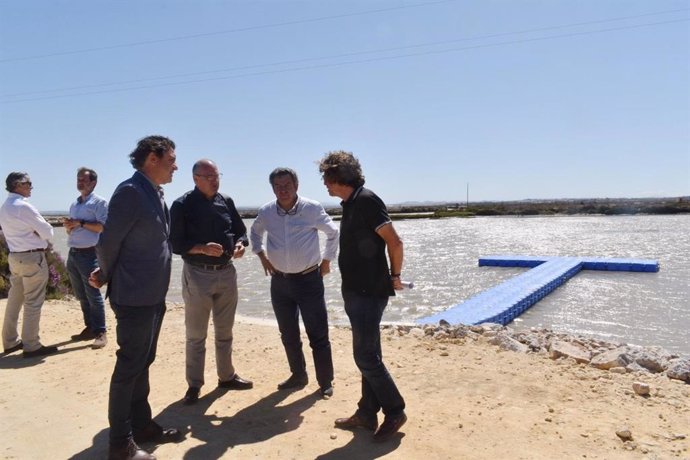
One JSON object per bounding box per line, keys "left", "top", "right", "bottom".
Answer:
{"left": 382, "top": 322, "right": 690, "bottom": 384}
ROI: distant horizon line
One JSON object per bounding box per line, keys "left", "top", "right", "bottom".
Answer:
{"left": 39, "top": 195, "right": 689, "bottom": 214}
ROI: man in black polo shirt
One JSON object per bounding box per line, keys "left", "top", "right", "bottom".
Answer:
{"left": 318, "top": 151, "right": 407, "bottom": 442}
{"left": 170, "top": 159, "right": 253, "bottom": 405}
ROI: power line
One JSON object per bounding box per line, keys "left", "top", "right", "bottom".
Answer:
{"left": 1, "top": 17, "right": 686, "bottom": 104}
{"left": 0, "top": 0, "right": 457, "bottom": 63}
{"left": 3, "top": 9, "right": 687, "bottom": 100}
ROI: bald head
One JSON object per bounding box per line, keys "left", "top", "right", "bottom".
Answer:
{"left": 192, "top": 159, "right": 217, "bottom": 174}
{"left": 192, "top": 159, "right": 221, "bottom": 199}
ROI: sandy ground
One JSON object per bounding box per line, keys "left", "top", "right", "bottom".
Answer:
{"left": 0, "top": 298, "right": 688, "bottom": 460}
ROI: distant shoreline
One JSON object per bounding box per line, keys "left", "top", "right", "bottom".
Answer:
{"left": 43, "top": 196, "right": 689, "bottom": 225}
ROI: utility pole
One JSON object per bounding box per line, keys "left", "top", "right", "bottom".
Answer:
{"left": 466, "top": 182, "right": 469, "bottom": 208}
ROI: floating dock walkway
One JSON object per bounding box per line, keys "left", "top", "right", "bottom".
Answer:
{"left": 416, "top": 255, "right": 659, "bottom": 326}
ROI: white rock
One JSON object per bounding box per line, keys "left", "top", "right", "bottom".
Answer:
{"left": 632, "top": 381, "right": 651, "bottom": 396}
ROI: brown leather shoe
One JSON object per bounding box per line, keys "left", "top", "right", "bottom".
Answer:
{"left": 71, "top": 327, "right": 98, "bottom": 341}
{"left": 373, "top": 412, "right": 407, "bottom": 442}
{"left": 108, "top": 439, "right": 155, "bottom": 460}
{"left": 334, "top": 413, "right": 378, "bottom": 431}
{"left": 132, "top": 421, "right": 182, "bottom": 444}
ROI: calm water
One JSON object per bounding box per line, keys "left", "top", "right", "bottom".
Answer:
{"left": 51, "top": 215, "right": 690, "bottom": 356}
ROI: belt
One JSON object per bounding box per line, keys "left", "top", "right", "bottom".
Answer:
{"left": 70, "top": 246, "right": 96, "bottom": 252}
{"left": 273, "top": 264, "right": 319, "bottom": 278}
{"left": 12, "top": 248, "right": 45, "bottom": 253}
{"left": 186, "top": 260, "right": 232, "bottom": 271}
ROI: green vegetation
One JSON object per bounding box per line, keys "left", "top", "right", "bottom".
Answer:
{"left": 231, "top": 197, "right": 690, "bottom": 219}
{"left": 383, "top": 196, "right": 690, "bottom": 218}
{"left": 0, "top": 232, "right": 72, "bottom": 300}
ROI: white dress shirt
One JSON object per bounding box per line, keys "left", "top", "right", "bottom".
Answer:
{"left": 250, "top": 196, "right": 338, "bottom": 273}
{"left": 0, "top": 193, "right": 54, "bottom": 252}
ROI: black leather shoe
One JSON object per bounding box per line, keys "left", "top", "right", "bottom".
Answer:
{"left": 183, "top": 387, "right": 200, "bottom": 405}
{"left": 108, "top": 439, "right": 155, "bottom": 460}
{"left": 277, "top": 374, "right": 308, "bottom": 390}
{"left": 71, "top": 327, "right": 98, "bottom": 341}
{"left": 22, "top": 345, "right": 58, "bottom": 358}
{"left": 218, "top": 374, "right": 253, "bottom": 390}
{"left": 3, "top": 341, "right": 22, "bottom": 354}
{"left": 373, "top": 412, "right": 407, "bottom": 442}
{"left": 133, "top": 422, "right": 182, "bottom": 444}
{"left": 334, "top": 413, "right": 378, "bottom": 431}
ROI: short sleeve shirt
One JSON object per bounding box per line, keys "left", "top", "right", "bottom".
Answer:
{"left": 338, "top": 187, "right": 394, "bottom": 297}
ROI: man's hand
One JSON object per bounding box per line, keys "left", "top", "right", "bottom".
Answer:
{"left": 63, "top": 217, "right": 79, "bottom": 234}
{"left": 319, "top": 259, "right": 331, "bottom": 277}
{"left": 391, "top": 276, "right": 403, "bottom": 290}
{"left": 88, "top": 267, "right": 105, "bottom": 288}
{"left": 232, "top": 243, "right": 245, "bottom": 259}
{"left": 257, "top": 252, "right": 277, "bottom": 276}
{"left": 192, "top": 242, "right": 224, "bottom": 257}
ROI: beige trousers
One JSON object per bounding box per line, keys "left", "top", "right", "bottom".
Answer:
{"left": 3, "top": 252, "right": 49, "bottom": 352}
{"left": 182, "top": 262, "right": 238, "bottom": 388}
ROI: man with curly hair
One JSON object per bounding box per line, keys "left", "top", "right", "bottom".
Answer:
{"left": 318, "top": 151, "right": 407, "bottom": 442}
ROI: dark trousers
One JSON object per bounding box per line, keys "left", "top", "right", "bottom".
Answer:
{"left": 108, "top": 302, "right": 166, "bottom": 446}
{"left": 342, "top": 290, "right": 405, "bottom": 418}
{"left": 270, "top": 269, "right": 334, "bottom": 388}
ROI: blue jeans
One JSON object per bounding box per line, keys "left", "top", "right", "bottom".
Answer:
{"left": 342, "top": 290, "right": 405, "bottom": 418}
{"left": 270, "top": 270, "right": 333, "bottom": 388}
{"left": 67, "top": 248, "right": 106, "bottom": 333}
{"left": 108, "top": 303, "right": 165, "bottom": 446}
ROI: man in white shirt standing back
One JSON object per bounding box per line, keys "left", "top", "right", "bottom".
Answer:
{"left": 250, "top": 167, "right": 339, "bottom": 397}
{"left": 0, "top": 172, "right": 56, "bottom": 358}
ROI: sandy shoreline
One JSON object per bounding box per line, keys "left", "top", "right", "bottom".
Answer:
{"left": 0, "top": 298, "right": 688, "bottom": 460}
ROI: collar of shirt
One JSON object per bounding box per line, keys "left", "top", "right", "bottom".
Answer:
{"left": 7, "top": 192, "right": 25, "bottom": 201}
{"left": 341, "top": 186, "right": 363, "bottom": 206}
{"left": 76, "top": 192, "right": 93, "bottom": 204}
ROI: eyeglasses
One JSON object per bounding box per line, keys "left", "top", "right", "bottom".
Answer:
{"left": 18, "top": 181, "right": 32, "bottom": 187}
{"left": 194, "top": 173, "right": 223, "bottom": 181}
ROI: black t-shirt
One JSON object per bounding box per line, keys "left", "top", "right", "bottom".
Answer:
{"left": 338, "top": 187, "right": 395, "bottom": 297}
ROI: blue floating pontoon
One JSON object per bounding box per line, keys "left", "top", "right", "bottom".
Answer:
{"left": 416, "top": 255, "right": 659, "bottom": 326}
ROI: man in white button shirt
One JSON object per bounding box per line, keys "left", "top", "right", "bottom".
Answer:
{"left": 250, "top": 167, "right": 339, "bottom": 397}
{"left": 0, "top": 172, "right": 57, "bottom": 358}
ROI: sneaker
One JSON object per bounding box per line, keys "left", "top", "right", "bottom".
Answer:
{"left": 92, "top": 332, "right": 107, "bottom": 349}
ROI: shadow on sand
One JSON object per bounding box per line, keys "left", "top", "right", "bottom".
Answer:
{"left": 69, "top": 387, "right": 403, "bottom": 459}
{"left": 0, "top": 339, "right": 90, "bottom": 369}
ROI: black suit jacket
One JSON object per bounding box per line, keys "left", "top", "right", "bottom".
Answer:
{"left": 96, "top": 171, "right": 172, "bottom": 306}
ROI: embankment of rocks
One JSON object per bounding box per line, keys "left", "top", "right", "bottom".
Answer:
{"left": 382, "top": 322, "right": 690, "bottom": 384}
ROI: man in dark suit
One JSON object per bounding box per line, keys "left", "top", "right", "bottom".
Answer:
{"left": 90, "top": 135, "right": 181, "bottom": 460}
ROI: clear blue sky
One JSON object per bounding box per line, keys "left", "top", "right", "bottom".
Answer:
{"left": 1, "top": 0, "right": 688, "bottom": 212}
